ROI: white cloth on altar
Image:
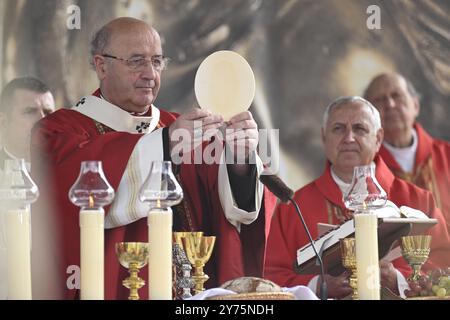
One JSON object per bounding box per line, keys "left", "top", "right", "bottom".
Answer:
{"left": 187, "top": 285, "right": 319, "bottom": 300}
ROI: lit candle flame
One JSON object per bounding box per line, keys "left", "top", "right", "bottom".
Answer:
{"left": 89, "top": 195, "right": 94, "bottom": 208}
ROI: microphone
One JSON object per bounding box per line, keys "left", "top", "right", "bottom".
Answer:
{"left": 259, "top": 174, "right": 293, "bottom": 204}
{"left": 260, "top": 174, "right": 328, "bottom": 300}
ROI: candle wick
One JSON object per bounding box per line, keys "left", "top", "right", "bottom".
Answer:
{"left": 89, "top": 194, "right": 94, "bottom": 208}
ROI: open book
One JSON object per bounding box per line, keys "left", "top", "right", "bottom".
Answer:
{"left": 294, "top": 202, "right": 437, "bottom": 276}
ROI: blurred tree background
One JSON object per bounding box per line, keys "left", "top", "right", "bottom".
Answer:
{"left": 1, "top": 0, "right": 449, "bottom": 189}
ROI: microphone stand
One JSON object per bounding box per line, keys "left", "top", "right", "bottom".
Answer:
{"left": 289, "top": 197, "right": 328, "bottom": 300}
{"left": 258, "top": 174, "right": 327, "bottom": 299}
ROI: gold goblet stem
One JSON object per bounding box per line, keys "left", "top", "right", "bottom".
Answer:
{"left": 349, "top": 268, "right": 358, "bottom": 300}
{"left": 123, "top": 261, "right": 145, "bottom": 300}
{"left": 342, "top": 257, "right": 358, "bottom": 300}
{"left": 340, "top": 238, "right": 358, "bottom": 300}
{"left": 192, "top": 263, "right": 209, "bottom": 295}
{"left": 410, "top": 265, "right": 422, "bottom": 282}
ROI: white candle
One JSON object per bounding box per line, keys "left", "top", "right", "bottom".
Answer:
{"left": 5, "top": 208, "right": 32, "bottom": 299}
{"left": 148, "top": 208, "right": 172, "bottom": 300}
{"left": 355, "top": 211, "right": 380, "bottom": 300}
{"left": 80, "top": 208, "right": 104, "bottom": 300}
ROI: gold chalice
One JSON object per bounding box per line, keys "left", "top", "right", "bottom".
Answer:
{"left": 115, "top": 242, "right": 149, "bottom": 300}
{"left": 173, "top": 231, "right": 203, "bottom": 248}
{"left": 401, "top": 235, "right": 431, "bottom": 281}
{"left": 340, "top": 238, "right": 358, "bottom": 300}
{"left": 173, "top": 232, "right": 215, "bottom": 295}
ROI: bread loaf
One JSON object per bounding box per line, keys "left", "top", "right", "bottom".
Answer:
{"left": 220, "top": 277, "right": 281, "bottom": 294}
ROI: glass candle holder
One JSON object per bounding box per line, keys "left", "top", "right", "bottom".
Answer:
{"left": 343, "top": 164, "right": 387, "bottom": 300}
{"left": 0, "top": 159, "right": 39, "bottom": 299}
{"left": 69, "top": 160, "right": 114, "bottom": 300}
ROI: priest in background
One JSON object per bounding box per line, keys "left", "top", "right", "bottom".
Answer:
{"left": 31, "top": 17, "right": 276, "bottom": 300}
{"left": 364, "top": 73, "right": 450, "bottom": 234}
{"left": 264, "top": 96, "right": 450, "bottom": 299}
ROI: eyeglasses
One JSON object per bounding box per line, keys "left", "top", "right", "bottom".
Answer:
{"left": 101, "top": 53, "right": 169, "bottom": 71}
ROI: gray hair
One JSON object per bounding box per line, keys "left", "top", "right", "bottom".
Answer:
{"left": 322, "top": 96, "right": 382, "bottom": 130}
{"left": 89, "top": 25, "right": 112, "bottom": 69}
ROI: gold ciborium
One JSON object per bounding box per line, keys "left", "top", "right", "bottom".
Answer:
{"left": 173, "top": 232, "right": 203, "bottom": 248}
{"left": 401, "top": 235, "right": 431, "bottom": 281}
{"left": 115, "top": 242, "right": 149, "bottom": 300}
{"left": 340, "top": 237, "right": 358, "bottom": 300}
{"left": 173, "top": 232, "right": 215, "bottom": 295}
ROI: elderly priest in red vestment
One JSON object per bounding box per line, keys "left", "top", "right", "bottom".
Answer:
{"left": 264, "top": 96, "right": 450, "bottom": 299}
{"left": 364, "top": 73, "right": 450, "bottom": 235}
{"left": 31, "top": 17, "right": 276, "bottom": 300}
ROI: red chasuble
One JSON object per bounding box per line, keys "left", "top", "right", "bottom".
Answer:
{"left": 264, "top": 156, "right": 450, "bottom": 289}
{"left": 379, "top": 123, "right": 450, "bottom": 232}
{"left": 31, "top": 90, "right": 277, "bottom": 300}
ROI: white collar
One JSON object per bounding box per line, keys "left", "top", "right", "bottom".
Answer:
{"left": 382, "top": 129, "right": 418, "bottom": 173}
{"left": 330, "top": 168, "right": 351, "bottom": 195}
{"left": 71, "top": 95, "right": 160, "bottom": 134}
{"left": 99, "top": 93, "right": 150, "bottom": 116}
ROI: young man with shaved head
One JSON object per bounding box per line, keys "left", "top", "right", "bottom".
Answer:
{"left": 0, "top": 77, "right": 55, "bottom": 169}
